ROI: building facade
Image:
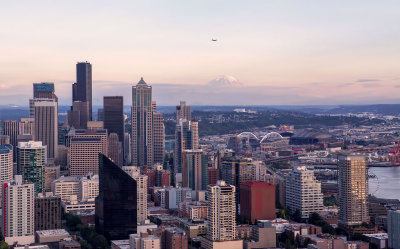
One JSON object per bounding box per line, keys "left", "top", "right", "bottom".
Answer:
{"left": 207, "top": 180, "right": 236, "bottom": 242}
{"left": 338, "top": 154, "right": 369, "bottom": 226}
{"left": 17, "top": 141, "right": 47, "bottom": 194}
{"left": 34, "top": 193, "right": 62, "bottom": 231}
{"left": 73, "top": 62, "right": 92, "bottom": 121}
{"left": 285, "top": 166, "right": 324, "bottom": 219}
{"left": 0, "top": 144, "right": 13, "bottom": 183}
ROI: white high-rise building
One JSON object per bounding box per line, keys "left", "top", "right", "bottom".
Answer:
{"left": 122, "top": 166, "right": 148, "bottom": 224}
{"left": 285, "top": 166, "right": 324, "bottom": 219}
{"left": 0, "top": 144, "right": 13, "bottom": 183}
{"left": 207, "top": 180, "right": 236, "bottom": 242}
{"left": 2, "top": 175, "right": 35, "bottom": 245}
{"left": 338, "top": 154, "right": 369, "bottom": 226}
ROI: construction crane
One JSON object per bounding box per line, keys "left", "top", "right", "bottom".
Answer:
{"left": 388, "top": 139, "right": 400, "bottom": 166}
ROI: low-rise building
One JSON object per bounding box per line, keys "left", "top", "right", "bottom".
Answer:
{"left": 35, "top": 229, "right": 70, "bottom": 243}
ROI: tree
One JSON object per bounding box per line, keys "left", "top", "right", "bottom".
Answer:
{"left": 64, "top": 213, "right": 81, "bottom": 229}
{"left": 291, "top": 210, "right": 302, "bottom": 222}
{"left": 309, "top": 212, "right": 322, "bottom": 225}
{"left": 0, "top": 241, "right": 9, "bottom": 249}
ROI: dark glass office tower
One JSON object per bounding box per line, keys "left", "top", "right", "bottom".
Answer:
{"left": 73, "top": 62, "right": 92, "bottom": 121}
{"left": 103, "top": 96, "right": 124, "bottom": 145}
{"left": 95, "top": 154, "right": 137, "bottom": 240}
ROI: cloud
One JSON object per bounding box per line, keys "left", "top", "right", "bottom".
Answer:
{"left": 337, "top": 83, "right": 354, "bottom": 87}
{"left": 361, "top": 83, "right": 381, "bottom": 88}
{"left": 394, "top": 85, "right": 400, "bottom": 88}
{"left": 356, "top": 79, "right": 379, "bottom": 82}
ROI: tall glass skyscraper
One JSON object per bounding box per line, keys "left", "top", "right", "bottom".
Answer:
{"left": 73, "top": 62, "right": 92, "bottom": 121}
{"left": 95, "top": 154, "right": 137, "bottom": 240}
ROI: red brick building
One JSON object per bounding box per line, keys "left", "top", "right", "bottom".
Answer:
{"left": 240, "top": 181, "right": 276, "bottom": 223}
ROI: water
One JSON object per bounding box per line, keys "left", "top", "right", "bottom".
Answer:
{"left": 369, "top": 167, "right": 400, "bottom": 200}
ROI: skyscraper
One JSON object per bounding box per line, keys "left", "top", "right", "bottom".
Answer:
{"left": 131, "top": 78, "right": 164, "bottom": 167}
{"left": 174, "top": 119, "right": 199, "bottom": 184}
{"left": 3, "top": 120, "right": 19, "bottom": 150}
{"left": 183, "top": 149, "right": 208, "bottom": 191}
{"left": 2, "top": 175, "right": 35, "bottom": 245}
{"left": 104, "top": 96, "right": 124, "bottom": 144}
{"left": 96, "top": 155, "right": 137, "bottom": 240}
{"left": 17, "top": 141, "right": 47, "bottom": 194}
{"left": 19, "top": 118, "right": 35, "bottom": 137}
{"left": 33, "top": 82, "right": 57, "bottom": 100}
{"left": 176, "top": 101, "right": 191, "bottom": 122}
{"left": 285, "top": 166, "right": 324, "bottom": 219}
{"left": 73, "top": 62, "right": 92, "bottom": 121}
{"left": 34, "top": 99, "right": 58, "bottom": 159}
{"left": 338, "top": 154, "right": 369, "bottom": 226}
{"left": 108, "top": 133, "right": 122, "bottom": 167}
{"left": 207, "top": 180, "right": 236, "bottom": 242}
{"left": 67, "top": 101, "right": 89, "bottom": 129}
{"left": 0, "top": 144, "right": 13, "bottom": 183}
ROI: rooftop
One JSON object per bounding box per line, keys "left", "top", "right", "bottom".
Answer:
{"left": 36, "top": 229, "right": 70, "bottom": 237}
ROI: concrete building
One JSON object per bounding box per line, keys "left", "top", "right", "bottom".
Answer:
{"left": 67, "top": 101, "right": 89, "bottom": 129}
{"left": 388, "top": 210, "right": 400, "bottom": 249}
{"left": 165, "top": 187, "right": 192, "bottom": 209}
{"left": 338, "top": 154, "right": 369, "bottom": 226}
{"left": 0, "top": 135, "right": 10, "bottom": 145}
{"left": 44, "top": 165, "right": 60, "bottom": 192}
{"left": 19, "top": 117, "right": 35, "bottom": 137}
{"left": 165, "top": 227, "right": 188, "bottom": 249}
{"left": 240, "top": 181, "right": 276, "bottom": 223}
{"left": 2, "top": 176, "right": 35, "bottom": 245}
{"left": 34, "top": 192, "right": 62, "bottom": 231}
{"left": 17, "top": 141, "right": 47, "bottom": 194}
{"left": 286, "top": 166, "right": 324, "bottom": 219}
{"left": 122, "top": 166, "right": 148, "bottom": 224}
{"left": 130, "top": 232, "right": 161, "bottom": 249}
{"left": 244, "top": 221, "right": 276, "bottom": 249}
{"left": 153, "top": 111, "right": 165, "bottom": 165}
{"left": 108, "top": 133, "right": 122, "bottom": 167}
{"left": 35, "top": 229, "right": 70, "bottom": 243}
{"left": 33, "top": 99, "right": 58, "bottom": 159}
{"left": 51, "top": 174, "right": 98, "bottom": 202}
{"left": 207, "top": 180, "right": 236, "bottom": 242}
{"left": 0, "top": 144, "right": 13, "bottom": 183}
{"left": 68, "top": 129, "right": 108, "bottom": 176}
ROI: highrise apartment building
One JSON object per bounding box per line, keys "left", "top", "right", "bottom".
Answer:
{"left": 131, "top": 78, "right": 164, "bottom": 167}
{"left": 338, "top": 154, "right": 369, "bottom": 226}
{"left": 34, "top": 99, "right": 58, "bottom": 159}
{"left": 17, "top": 141, "right": 47, "bottom": 194}
{"left": 122, "top": 166, "right": 148, "bottom": 224}
{"left": 285, "top": 166, "right": 324, "bottom": 219}
{"left": 34, "top": 192, "right": 62, "bottom": 231}
{"left": 0, "top": 144, "right": 13, "bottom": 183}
{"left": 2, "top": 176, "right": 35, "bottom": 245}
{"left": 73, "top": 62, "right": 92, "bottom": 121}
{"left": 388, "top": 210, "right": 400, "bottom": 249}
{"left": 207, "top": 180, "right": 236, "bottom": 242}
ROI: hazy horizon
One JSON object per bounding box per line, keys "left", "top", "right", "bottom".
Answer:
{"left": 1, "top": 1, "right": 400, "bottom": 105}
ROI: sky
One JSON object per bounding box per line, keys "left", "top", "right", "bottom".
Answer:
{"left": 0, "top": 0, "right": 400, "bottom": 106}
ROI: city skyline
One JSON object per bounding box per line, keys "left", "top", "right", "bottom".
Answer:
{"left": 1, "top": 1, "right": 400, "bottom": 105}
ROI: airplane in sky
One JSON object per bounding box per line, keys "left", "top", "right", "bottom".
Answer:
{"left": 211, "top": 38, "right": 217, "bottom": 42}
